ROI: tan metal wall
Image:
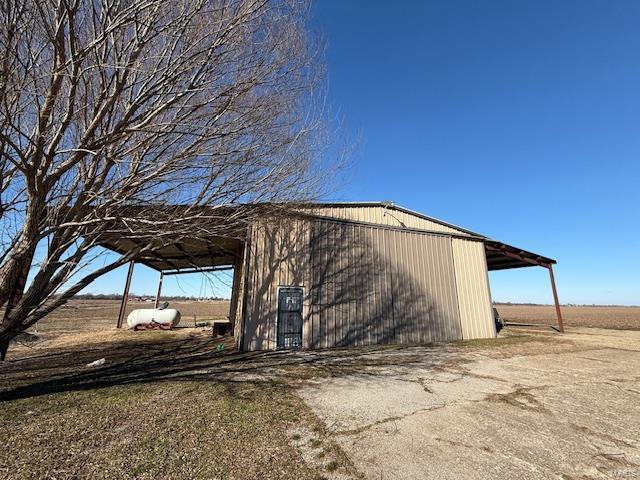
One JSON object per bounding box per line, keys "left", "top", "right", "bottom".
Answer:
{"left": 451, "top": 238, "right": 496, "bottom": 339}
{"left": 307, "top": 220, "right": 462, "bottom": 348}
{"left": 310, "top": 206, "right": 470, "bottom": 236}
{"left": 240, "top": 218, "right": 312, "bottom": 351}
{"left": 240, "top": 217, "right": 480, "bottom": 350}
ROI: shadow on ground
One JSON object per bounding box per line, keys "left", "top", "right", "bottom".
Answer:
{"left": 0, "top": 331, "right": 454, "bottom": 401}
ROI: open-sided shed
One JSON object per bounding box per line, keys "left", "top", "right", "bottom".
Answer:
{"left": 100, "top": 202, "right": 563, "bottom": 350}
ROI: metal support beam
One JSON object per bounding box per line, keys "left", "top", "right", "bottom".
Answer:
{"left": 486, "top": 244, "right": 546, "bottom": 268}
{"left": 162, "top": 265, "right": 233, "bottom": 276}
{"left": 117, "top": 260, "right": 135, "bottom": 328}
{"left": 547, "top": 264, "right": 564, "bottom": 333}
{"left": 228, "top": 252, "right": 244, "bottom": 332}
{"left": 154, "top": 271, "right": 164, "bottom": 308}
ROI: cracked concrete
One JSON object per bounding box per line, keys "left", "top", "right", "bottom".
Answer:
{"left": 299, "top": 328, "right": 640, "bottom": 479}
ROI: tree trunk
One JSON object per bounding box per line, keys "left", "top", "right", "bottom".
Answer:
{"left": 0, "top": 309, "right": 18, "bottom": 362}
{"left": 0, "top": 339, "right": 9, "bottom": 362}
{"left": 0, "top": 198, "right": 42, "bottom": 309}
{"left": 0, "top": 250, "right": 34, "bottom": 362}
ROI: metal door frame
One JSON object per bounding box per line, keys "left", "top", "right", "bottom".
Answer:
{"left": 275, "top": 285, "right": 305, "bottom": 349}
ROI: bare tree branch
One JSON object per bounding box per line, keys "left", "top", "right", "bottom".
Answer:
{"left": 0, "top": 0, "right": 335, "bottom": 360}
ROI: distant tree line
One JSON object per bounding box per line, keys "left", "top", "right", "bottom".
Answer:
{"left": 494, "top": 301, "right": 638, "bottom": 308}
{"left": 72, "top": 293, "right": 229, "bottom": 302}
{"left": 494, "top": 301, "right": 547, "bottom": 306}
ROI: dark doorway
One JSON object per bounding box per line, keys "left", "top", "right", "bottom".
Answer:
{"left": 277, "top": 287, "right": 303, "bottom": 349}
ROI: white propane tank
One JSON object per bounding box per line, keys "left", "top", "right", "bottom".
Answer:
{"left": 126, "top": 308, "right": 181, "bottom": 329}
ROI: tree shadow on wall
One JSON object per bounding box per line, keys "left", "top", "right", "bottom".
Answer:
{"left": 241, "top": 216, "right": 463, "bottom": 350}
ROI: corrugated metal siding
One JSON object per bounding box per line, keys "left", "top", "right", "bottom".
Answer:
{"left": 311, "top": 206, "right": 470, "bottom": 235}
{"left": 243, "top": 217, "right": 466, "bottom": 350}
{"left": 241, "top": 218, "right": 312, "bottom": 351}
{"left": 241, "top": 217, "right": 498, "bottom": 351}
{"left": 451, "top": 238, "right": 496, "bottom": 340}
{"left": 308, "top": 219, "right": 462, "bottom": 346}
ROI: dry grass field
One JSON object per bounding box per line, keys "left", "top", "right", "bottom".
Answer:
{"left": 2, "top": 324, "right": 639, "bottom": 479}
{"left": 29, "top": 299, "right": 231, "bottom": 334}
{"left": 0, "top": 329, "right": 353, "bottom": 480}
{"left": 496, "top": 304, "right": 640, "bottom": 331}
{"left": 2, "top": 299, "right": 639, "bottom": 479}
{"left": 26, "top": 299, "right": 640, "bottom": 337}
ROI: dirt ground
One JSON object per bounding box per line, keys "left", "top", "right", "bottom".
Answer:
{"left": 497, "top": 304, "right": 640, "bottom": 330}
{"left": 29, "top": 299, "right": 230, "bottom": 334}
{"left": 1, "top": 321, "right": 639, "bottom": 479}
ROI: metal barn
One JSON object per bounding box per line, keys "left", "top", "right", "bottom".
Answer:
{"left": 105, "top": 202, "right": 563, "bottom": 351}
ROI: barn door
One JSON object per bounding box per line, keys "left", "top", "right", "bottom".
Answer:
{"left": 277, "top": 287, "right": 303, "bottom": 349}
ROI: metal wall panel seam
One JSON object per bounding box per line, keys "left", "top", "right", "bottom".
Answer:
{"left": 408, "top": 232, "right": 419, "bottom": 344}
{"left": 329, "top": 219, "right": 337, "bottom": 348}
{"left": 450, "top": 238, "right": 465, "bottom": 341}
{"left": 431, "top": 236, "right": 444, "bottom": 341}
{"left": 422, "top": 234, "right": 434, "bottom": 342}
{"left": 411, "top": 233, "right": 423, "bottom": 344}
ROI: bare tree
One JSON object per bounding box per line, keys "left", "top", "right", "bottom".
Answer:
{"left": 0, "top": 0, "right": 331, "bottom": 360}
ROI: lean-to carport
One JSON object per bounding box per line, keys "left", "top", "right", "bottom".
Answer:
{"left": 484, "top": 240, "right": 564, "bottom": 332}
{"left": 98, "top": 234, "right": 247, "bottom": 329}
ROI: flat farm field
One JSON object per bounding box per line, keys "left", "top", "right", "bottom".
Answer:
{"left": 496, "top": 304, "right": 640, "bottom": 330}
{"left": 23, "top": 300, "right": 640, "bottom": 336}
{"left": 30, "top": 299, "right": 231, "bottom": 334}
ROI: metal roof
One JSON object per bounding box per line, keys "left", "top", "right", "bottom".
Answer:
{"left": 103, "top": 235, "right": 244, "bottom": 271}
{"left": 303, "top": 202, "right": 556, "bottom": 270}
{"left": 301, "top": 201, "right": 485, "bottom": 237}
{"left": 95, "top": 201, "right": 556, "bottom": 272}
{"left": 484, "top": 239, "right": 556, "bottom": 271}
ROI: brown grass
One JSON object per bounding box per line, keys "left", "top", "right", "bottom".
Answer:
{"left": 495, "top": 304, "right": 640, "bottom": 331}
{"left": 6, "top": 326, "right": 557, "bottom": 480}
{"left": 0, "top": 329, "right": 360, "bottom": 480}
{"left": 0, "top": 380, "right": 322, "bottom": 480}
{"left": 3, "top": 299, "right": 635, "bottom": 478}
{"left": 29, "top": 299, "right": 230, "bottom": 335}
{"left": 3, "top": 297, "right": 592, "bottom": 480}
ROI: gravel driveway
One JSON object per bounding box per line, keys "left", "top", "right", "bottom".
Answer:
{"left": 299, "top": 328, "right": 640, "bottom": 480}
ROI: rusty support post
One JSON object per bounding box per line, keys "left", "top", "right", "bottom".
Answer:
{"left": 117, "top": 260, "right": 135, "bottom": 328}
{"left": 228, "top": 254, "right": 244, "bottom": 332}
{"left": 546, "top": 264, "right": 564, "bottom": 333}
{"left": 154, "top": 271, "right": 164, "bottom": 308}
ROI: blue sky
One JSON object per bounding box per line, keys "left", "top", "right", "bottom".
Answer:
{"left": 88, "top": 0, "right": 639, "bottom": 305}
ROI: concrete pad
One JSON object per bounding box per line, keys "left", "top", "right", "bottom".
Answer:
{"left": 299, "top": 330, "right": 640, "bottom": 479}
